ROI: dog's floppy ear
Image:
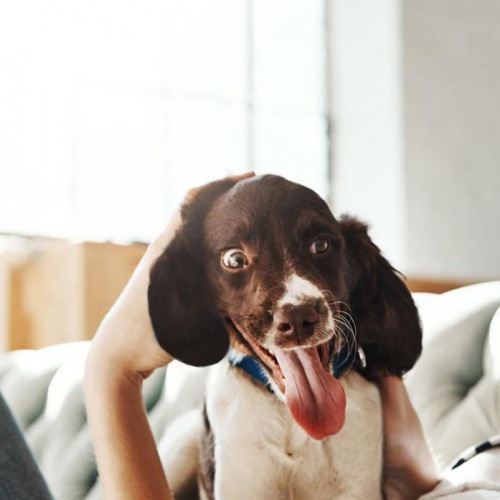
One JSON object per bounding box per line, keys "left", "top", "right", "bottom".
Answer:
{"left": 148, "top": 179, "right": 237, "bottom": 367}
{"left": 340, "top": 215, "right": 422, "bottom": 377}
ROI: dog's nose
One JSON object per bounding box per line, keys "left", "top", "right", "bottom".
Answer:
{"left": 274, "top": 303, "right": 319, "bottom": 341}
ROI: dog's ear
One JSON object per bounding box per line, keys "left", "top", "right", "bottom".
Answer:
{"left": 340, "top": 216, "right": 422, "bottom": 377}
{"left": 148, "top": 179, "right": 236, "bottom": 367}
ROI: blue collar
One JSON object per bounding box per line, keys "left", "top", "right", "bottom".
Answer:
{"left": 228, "top": 344, "right": 366, "bottom": 389}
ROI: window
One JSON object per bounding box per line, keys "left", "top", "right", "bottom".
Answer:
{"left": 0, "top": 0, "right": 330, "bottom": 242}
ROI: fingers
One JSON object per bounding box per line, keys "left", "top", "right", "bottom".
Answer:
{"left": 184, "top": 171, "right": 255, "bottom": 204}
{"left": 91, "top": 173, "right": 256, "bottom": 378}
{"left": 151, "top": 172, "right": 255, "bottom": 255}
{"left": 226, "top": 171, "right": 256, "bottom": 182}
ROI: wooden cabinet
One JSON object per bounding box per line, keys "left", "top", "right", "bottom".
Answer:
{"left": 0, "top": 239, "right": 146, "bottom": 350}
{"left": 0, "top": 237, "right": 475, "bottom": 351}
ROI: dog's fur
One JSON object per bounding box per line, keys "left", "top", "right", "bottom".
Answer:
{"left": 148, "top": 175, "right": 422, "bottom": 499}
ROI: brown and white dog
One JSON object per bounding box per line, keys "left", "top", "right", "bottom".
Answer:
{"left": 148, "top": 175, "right": 422, "bottom": 499}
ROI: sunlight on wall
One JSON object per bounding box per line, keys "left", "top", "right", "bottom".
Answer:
{"left": 0, "top": 0, "right": 329, "bottom": 243}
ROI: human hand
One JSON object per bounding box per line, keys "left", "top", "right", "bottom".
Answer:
{"left": 378, "top": 376, "right": 441, "bottom": 500}
{"left": 86, "top": 171, "right": 255, "bottom": 384}
{"left": 84, "top": 172, "right": 254, "bottom": 500}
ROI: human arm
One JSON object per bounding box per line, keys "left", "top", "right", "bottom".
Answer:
{"left": 84, "top": 173, "right": 254, "bottom": 499}
{"left": 84, "top": 213, "right": 178, "bottom": 500}
{"left": 378, "top": 376, "right": 441, "bottom": 500}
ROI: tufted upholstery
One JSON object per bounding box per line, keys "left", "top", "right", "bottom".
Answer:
{"left": 408, "top": 282, "right": 500, "bottom": 469}
{"left": 1, "top": 282, "right": 500, "bottom": 499}
{"left": 0, "top": 341, "right": 209, "bottom": 500}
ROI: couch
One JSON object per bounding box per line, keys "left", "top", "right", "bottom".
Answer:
{"left": 1, "top": 282, "right": 500, "bottom": 499}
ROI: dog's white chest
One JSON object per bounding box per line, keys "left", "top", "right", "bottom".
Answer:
{"left": 205, "top": 363, "right": 383, "bottom": 500}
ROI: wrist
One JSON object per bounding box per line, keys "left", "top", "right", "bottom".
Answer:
{"left": 84, "top": 340, "right": 143, "bottom": 398}
{"left": 84, "top": 340, "right": 173, "bottom": 500}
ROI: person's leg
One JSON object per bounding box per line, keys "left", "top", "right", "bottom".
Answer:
{"left": 0, "top": 391, "right": 53, "bottom": 500}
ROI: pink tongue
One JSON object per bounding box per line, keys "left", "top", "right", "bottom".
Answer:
{"left": 275, "top": 347, "right": 346, "bottom": 440}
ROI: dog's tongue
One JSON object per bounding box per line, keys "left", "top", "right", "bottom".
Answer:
{"left": 274, "top": 347, "right": 346, "bottom": 440}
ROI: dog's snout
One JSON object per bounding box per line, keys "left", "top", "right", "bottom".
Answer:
{"left": 274, "top": 303, "right": 319, "bottom": 340}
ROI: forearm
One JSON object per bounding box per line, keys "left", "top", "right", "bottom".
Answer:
{"left": 378, "top": 376, "right": 440, "bottom": 500}
{"left": 85, "top": 233, "right": 176, "bottom": 500}
{"left": 83, "top": 217, "right": 178, "bottom": 499}
{"left": 85, "top": 352, "right": 172, "bottom": 500}
{"left": 85, "top": 216, "right": 178, "bottom": 500}
{"left": 83, "top": 175, "right": 253, "bottom": 499}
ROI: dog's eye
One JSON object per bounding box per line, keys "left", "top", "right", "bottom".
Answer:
{"left": 310, "top": 238, "right": 330, "bottom": 254}
{"left": 221, "top": 249, "right": 249, "bottom": 269}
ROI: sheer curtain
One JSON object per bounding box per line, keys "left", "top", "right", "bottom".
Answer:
{"left": 0, "top": 0, "right": 330, "bottom": 243}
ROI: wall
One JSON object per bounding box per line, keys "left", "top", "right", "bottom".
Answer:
{"left": 330, "top": 0, "right": 406, "bottom": 268}
{"left": 404, "top": 0, "right": 500, "bottom": 281}
{"left": 330, "top": 0, "right": 500, "bottom": 282}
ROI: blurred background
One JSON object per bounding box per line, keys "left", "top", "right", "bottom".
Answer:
{"left": 0, "top": 0, "right": 499, "bottom": 350}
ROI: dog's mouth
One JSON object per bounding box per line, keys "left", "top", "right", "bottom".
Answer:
{"left": 224, "top": 317, "right": 346, "bottom": 440}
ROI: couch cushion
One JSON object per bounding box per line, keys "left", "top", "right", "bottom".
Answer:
{"left": 408, "top": 282, "right": 500, "bottom": 469}
{"left": 0, "top": 342, "right": 166, "bottom": 500}
{"left": 2, "top": 281, "right": 500, "bottom": 496}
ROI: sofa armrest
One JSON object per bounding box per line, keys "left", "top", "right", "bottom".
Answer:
{"left": 408, "top": 282, "right": 500, "bottom": 469}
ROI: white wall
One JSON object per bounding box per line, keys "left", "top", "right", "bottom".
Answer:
{"left": 330, "top": 0, "right": 500, "bottom": 281}
{"left": 404, "top": 0, "right": 500, "bottom": 281}
{"left": 330, "top": 0, "right": 406, "bottom": 268}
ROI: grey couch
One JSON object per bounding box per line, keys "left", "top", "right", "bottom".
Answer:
{"left": 1, "top": 282, "right": 500, "bottom": 499}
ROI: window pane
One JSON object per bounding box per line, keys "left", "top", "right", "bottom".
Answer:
{"left": 75, "top": 85, "right": 170, "bottom": 242}
{"left": 0, "top": 67, "right": 74, "bottom": 236}
{"left": 162, "top": 98, "right": 249, "bottom": 204}
{"left": 253, "top": 111, "right": 329, "bottom": 200}
{"left": 75, "top": 88, "right": 248, "bottom": 242}
{"left": 162, "top": 0, "right": 248, "bottom": 98}
{"left": 252, "top": 0, "right": 326, "bottom": 114}
{"left": 0, "top": 0, "right": 330, "bottom": 240}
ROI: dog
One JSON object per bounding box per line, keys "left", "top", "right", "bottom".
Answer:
{"left": 148, "top": 175, "right": 422, "bottom": 499}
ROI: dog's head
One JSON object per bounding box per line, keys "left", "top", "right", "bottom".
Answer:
{"left": 148, "top": 175, "right": 422, "bottom": 439}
